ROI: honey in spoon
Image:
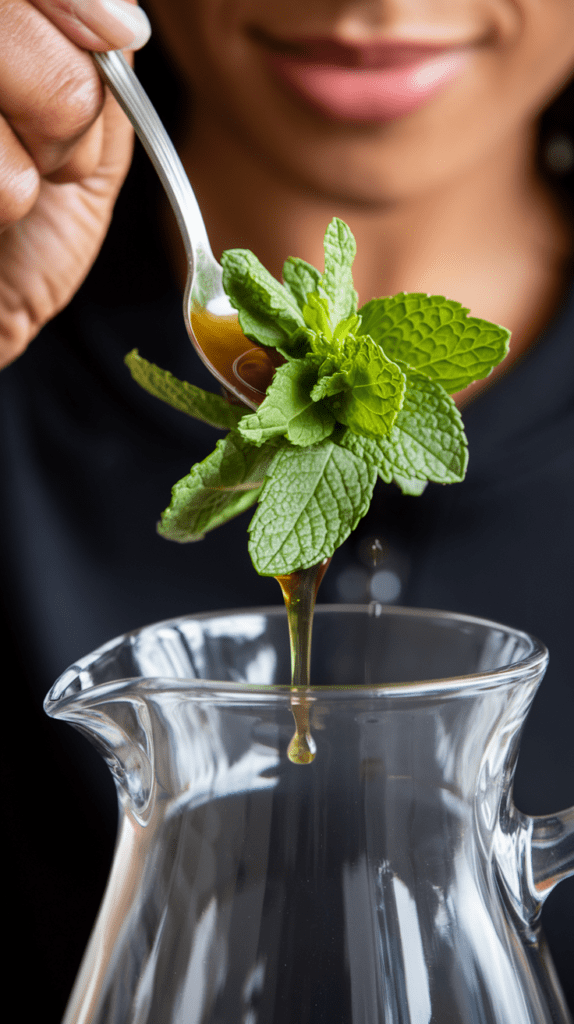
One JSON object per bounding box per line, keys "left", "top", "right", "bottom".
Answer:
{"left": 189, "top": 307, "right": 283, "bottom": 407}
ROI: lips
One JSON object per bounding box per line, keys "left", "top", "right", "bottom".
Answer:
{"left": 256, "top": 35, "right": 471, "bottom": 123}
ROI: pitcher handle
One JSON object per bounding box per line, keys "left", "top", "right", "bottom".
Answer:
{"left": 529, "top": 806, "right": 574, "bottom": 899}
{"left": 496, "top": 801, "right": 574, "bottom": 924}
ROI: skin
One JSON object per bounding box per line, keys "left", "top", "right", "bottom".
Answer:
{"left": 1, "top": 1, "right": 574, "bottom": 407}
{"left": 0, "top": 0, "right": 140, "bottom": 367}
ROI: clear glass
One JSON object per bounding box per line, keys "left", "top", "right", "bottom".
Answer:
{"left": 44, "top": 605, "right": 574, "bottom": 1024}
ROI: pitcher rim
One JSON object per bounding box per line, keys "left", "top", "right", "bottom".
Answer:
{"left": 45, "top": 604, "right": 549, "bottom": 712}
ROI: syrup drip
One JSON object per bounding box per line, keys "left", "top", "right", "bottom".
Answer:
{"left": 275, "top": 559, "right": 331, "bottom": 765}
{"left": 188, "top": 310, "right": 331, "bottom": 765}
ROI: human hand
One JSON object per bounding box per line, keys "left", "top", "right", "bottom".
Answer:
{"left": 0, "top": 0, "right": 151, "bottom": 368}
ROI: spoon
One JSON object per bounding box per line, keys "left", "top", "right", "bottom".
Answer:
{"left": 92, "top": 50, "right": 278, "bottom": 409}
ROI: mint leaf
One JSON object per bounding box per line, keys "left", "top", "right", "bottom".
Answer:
{"left": 332, "top": 313, "right": 362, "bottom": 347}
{"left": 393, "top": 475, "right": 428, "bottom": 496}
{"left": 238, "top": 360, "right": 335, "bottom": 447}
{"left": 158, "top": 432, "right": 277, "bottom": 542}
{"left": 302, "top": 292, "right": 333, "bottom": 346}
{"left": 358, "top": 293, "right": 510, "bottom": 393}
{"left": 310, "top": 372, "right": 347, "bottom": 401}
{"left": 248, "top": 440, "right": 377, "bottom": 575}
{"left": 330, "top": 334, "right": 406, "bottom": 439}
{"left": 339, "top": 372, "right": 468, "bottom": 485}
{"left": 386, "top": 372, "right": 468, "bottom": 482}
{"left": 321, "top": 218, "right": 358, "bottom": 325}
{"left": 339, "top": 429, "right": 429, "bottom": 495}
{"left": 125, "top": 349, "right": 245, "bottom": 430}
{"left": 283, "top": 257, "right": 322, "bottom": 310}
{"left": 221, "top": 249, "right": 307, "bottom": 355}
{"left": 303, "top": 298, "right": 362, "bottom": 357}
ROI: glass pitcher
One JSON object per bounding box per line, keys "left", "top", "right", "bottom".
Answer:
{"left": 44, "top": 605, "right": 574, "bottom": 1024}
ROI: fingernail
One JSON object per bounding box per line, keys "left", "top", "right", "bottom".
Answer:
{"left": 71, "top": 0, "right": 152, "bottom": 51}
{"left": 99, "top": 0, "right": 151, "bottom": 49}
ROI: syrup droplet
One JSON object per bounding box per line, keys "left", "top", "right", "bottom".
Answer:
{"left": 287, "top": 694, "right": 317, "bottom": 764}
{"left": 369, "top": 538, "right": 385, "bottom": 567}
{"left": 275, "top": 559, "right": 330, "bottom": 765}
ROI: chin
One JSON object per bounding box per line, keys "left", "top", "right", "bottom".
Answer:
{"left": 265, "top": 141, "right": 437, "bottom": 209}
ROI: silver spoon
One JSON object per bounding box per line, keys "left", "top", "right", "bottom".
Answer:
{"left": 92, "top": 50, "right": 278, "bottom": 409}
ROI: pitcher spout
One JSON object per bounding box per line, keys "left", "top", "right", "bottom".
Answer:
{"left": 45, "top": 665, "right": 154, "bottom": 825}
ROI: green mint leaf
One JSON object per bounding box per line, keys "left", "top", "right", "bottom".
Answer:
{"left": 339, "top": 372, "right": 468, "bottom": 485}
{"left": 303, "top": 292, "right": 333, "bottom": 347}
{"left": 321, "top": 218, "right": 358, "bottom": 325}
{"left": 333, "top": 313, "right": 362, "bottom": 347}
{"left": 387, "top": 371, "right": 469, "bottom": 482}
{"left": 248, "top": 440, "right": 377, "bottom": 575}
{"left": 358, "top": 293, "right": 510, "bottom": 393}
{"left": 158, "top": 431, "right": 277, "bottom": 542}
{"left": 310, "top": 372, "right": 347, "bottom": 401}
{"left": 393, "top": 475, "right": 428, "bottom": 496}
{"left": 221, "top": 249, "right": 307, "bottom": 355}
{"left": 330, "top": 334, "right": 406, "bottom": 439}
{"left": 283, "top": 257, "right": 323, "bottom": 310}
{"left": 238, "top": 360, "right": 335, "bottom": 447}
{"left": 303, "top": 300, "right": 362, "bottom": 361}
{"left": 125, "top": 349, "right": 245, "bottom": 430}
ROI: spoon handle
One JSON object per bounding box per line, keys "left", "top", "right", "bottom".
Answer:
{"left": 92, "top": 50, "right": 213, "bottom": 271}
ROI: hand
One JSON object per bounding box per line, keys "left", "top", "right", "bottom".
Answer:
{"left": 0, "top": 0, "right": 151, "bottom": 369}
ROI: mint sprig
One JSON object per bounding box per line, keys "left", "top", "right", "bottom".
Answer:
{"left": 127, "top": 218, "right": 509, "bottom": 575}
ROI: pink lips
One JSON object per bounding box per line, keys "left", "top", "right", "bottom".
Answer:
{"left": 262, "top": 38, "right": 470, "bottom": 123}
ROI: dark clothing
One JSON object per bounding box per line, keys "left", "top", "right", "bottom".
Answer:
{"left": 1, "top": 149, "right": 573, "bottom": 1021}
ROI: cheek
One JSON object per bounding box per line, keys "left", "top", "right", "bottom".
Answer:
{"left": 509, "top": 1, "right": 574, "bottom": 109}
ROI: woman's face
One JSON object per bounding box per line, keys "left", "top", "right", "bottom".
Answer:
{"left": 145, "top": 0, "right": 574, "bottom": 205}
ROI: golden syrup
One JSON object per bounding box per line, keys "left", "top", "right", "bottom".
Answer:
{"left": 189, "top": 307, "right": 283, "bottom": 406}
{"left": 275, "top": 560, "right": 331, "bottom": 765}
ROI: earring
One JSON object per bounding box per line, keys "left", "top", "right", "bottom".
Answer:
{"left": 543, "top": 131, "right": 574, "bottom": 175}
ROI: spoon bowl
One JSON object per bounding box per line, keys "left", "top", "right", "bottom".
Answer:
{"left": 93, "top": 50, "right": 276, "bottom": 408}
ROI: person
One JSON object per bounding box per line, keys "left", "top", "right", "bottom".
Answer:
{"left": 1, "top": 1, "right": 573, "bottom": 1020}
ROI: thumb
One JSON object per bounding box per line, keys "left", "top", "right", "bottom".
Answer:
{"left": 30, "top": 0, "right": 151, "bottom": 52}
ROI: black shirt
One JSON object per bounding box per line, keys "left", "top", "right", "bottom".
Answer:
{"left": 2, "top": 152, "right": 573, "bottom": 1021}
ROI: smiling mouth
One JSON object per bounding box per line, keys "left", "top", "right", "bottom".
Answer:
{"left": 250, "top": 30, "right": 474, "bottom": 123}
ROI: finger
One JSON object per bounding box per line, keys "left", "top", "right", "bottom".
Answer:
{"left": 0, "top": 116, "right": 40, "bottom": 229}
{"left": 0, "top": 82, "right": 134, "bottom": 365}
{"left": 30, "top": 0, "right": 151, "bottom": 52}
{"left": 43, "top": 54, "right": 134, "bottom": 184}
{"left": 0, "top": 3, "right": 105, "bottom": 178}
{"left": 44, "top": 114, "right": 104, "bottom": 183}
